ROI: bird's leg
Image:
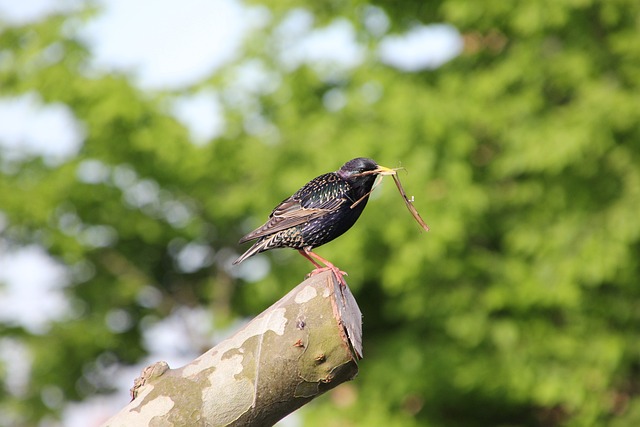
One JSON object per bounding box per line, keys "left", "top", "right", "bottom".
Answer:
{"left": 298, "top": 248, "right": 348, "bottom": 287}
{"left": 297, "top": 249, "right": 323, "bottom": 269}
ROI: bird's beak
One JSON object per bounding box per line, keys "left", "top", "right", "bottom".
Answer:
{"left": 373, "top": 165, "right": 398, "bottom": 176}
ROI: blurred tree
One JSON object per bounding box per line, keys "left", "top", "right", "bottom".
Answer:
{"left": 0, "top": 0, "right": 639, "bottom": 426}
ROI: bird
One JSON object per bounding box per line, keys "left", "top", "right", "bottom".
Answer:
{"left": 232, "top": 157, "right": 396, "bottom": 285}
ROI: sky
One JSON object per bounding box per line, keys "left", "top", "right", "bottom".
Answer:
{"left": 0, "top": 1, "right": 462, "bottom": 425}
{"left": 0, "top": 0, "right": 462, "bottom": 157}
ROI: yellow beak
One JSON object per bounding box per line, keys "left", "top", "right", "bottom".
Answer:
{"left": 372, "top": 165, "right": 398, "bottom": 176}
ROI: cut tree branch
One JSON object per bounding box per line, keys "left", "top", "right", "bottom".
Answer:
{"left": 103, "top": 270, "right": 363, "bottom": 427}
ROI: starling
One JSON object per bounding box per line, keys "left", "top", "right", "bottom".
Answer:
{"left": 233, "top": 157, "right": 396, "bottom": 284}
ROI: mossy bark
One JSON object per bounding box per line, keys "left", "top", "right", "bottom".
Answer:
{"left": 103, "top": 270, "right": 362, "bottom": 427}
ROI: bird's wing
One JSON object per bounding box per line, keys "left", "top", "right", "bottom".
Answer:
{"left": 238, "top": 196, "right": 345, "bottom": 244}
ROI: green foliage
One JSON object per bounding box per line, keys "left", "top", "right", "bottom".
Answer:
{"left": 1, "top": 0, "right": 640, "bottom": 426}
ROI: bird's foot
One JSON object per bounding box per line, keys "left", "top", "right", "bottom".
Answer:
{"left": 307, "top": 266, "right": 348, "bottom": 287}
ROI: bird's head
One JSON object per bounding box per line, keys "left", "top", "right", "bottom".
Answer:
{"left": 337, "top": 158, "right": 398, "bottom": 202}
{"left": 337, "top": 157, "right": 397, "bottom": 181}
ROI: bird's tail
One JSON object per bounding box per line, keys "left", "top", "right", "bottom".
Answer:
{"left": 232, "top": 239, "right": 269, "bottom": 265}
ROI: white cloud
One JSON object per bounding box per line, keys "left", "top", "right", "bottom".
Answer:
{"left": 277, "top": 15, "right": 365, "bottom": 74}
{"left": 0, "top": 92, "right": 85, "bottom": 166}
{"left": 63, "top": 393, "right": 129, "bottom": 427}
{"left": 0, "top": 245, "right": 70, "bottom": 333}
{"left": 172, "top": 90, "right": 225, "bottom": 144}
{"left": 0, "top": 0, "right": 80, "bottom": 25}
{"left": 80, "top": 0, "right": 269, "bottom": 90}
{"left": 378, "top": 23, "right": 463, "bottom": 72}
{"left": 76, "top": 159, "right": 110, "bottom": 184}
{"left": 142, "top": 306, "right": 214, "bottom": 357}
{"left": 0, "top": 338, "right": 31, "bottom": 396}
{"left": 362, "top": 5, "right": 390, "bottom": 38}
{"left": 175, "top": 241, "right": 214, "bottom": 273}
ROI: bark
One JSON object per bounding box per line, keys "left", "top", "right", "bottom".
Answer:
{"left": 102, "top": 270, "right": 363, "bottom": 427}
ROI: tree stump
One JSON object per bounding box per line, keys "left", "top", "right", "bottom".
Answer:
{"left": 103, "top": 270, "right": 363, "bottom": 426}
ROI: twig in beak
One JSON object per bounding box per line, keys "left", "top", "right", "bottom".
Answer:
{"left": 392, "top": 174, "right": 430, "bottom": 232}
{"left": 350, "top": 165, "right": 429, "bottom": 232}
{"left": 350, "top": 175, "right": 383, "bottom": 209}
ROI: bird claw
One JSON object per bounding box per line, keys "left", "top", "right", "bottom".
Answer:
{"left": 306, "top": 266, "right": 348, "bottom": 287}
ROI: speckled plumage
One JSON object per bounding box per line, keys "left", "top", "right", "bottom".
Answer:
{"left": 233, "top": 158, "right": 392, "bottom": 268}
